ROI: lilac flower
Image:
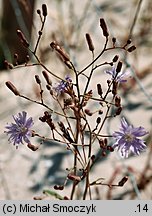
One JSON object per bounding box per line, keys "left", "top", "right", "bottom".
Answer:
{"left": 5, "top": 111, "right": 34, "bottom": 148}
{"left": 106, "top": 67, "right": 130, "bottom": 83}
{"left": 112, "top": 118, "right": 148, "bottom": 158}
{"left": 54, "top": 75, "right": 72, "bottom": 94}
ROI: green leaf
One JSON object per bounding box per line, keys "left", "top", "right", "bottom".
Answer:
{"left": 43, "top": 189, "right": 64, "bottom": 200}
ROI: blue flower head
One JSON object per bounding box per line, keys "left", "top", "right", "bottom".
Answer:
{"left": 54, "top": 75, "right": 72, "bottom": 95}
{"left": 112, "top": 118, "right": 148, "bottom": 158}
{"left": 106, "top": 67, "right": 130, "bottom": 83}
{"left": 5, "top": 111, "right": 34, "bottom": 148}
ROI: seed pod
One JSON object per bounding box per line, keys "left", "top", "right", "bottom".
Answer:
{"left": 100, "top": 18, "right": 109, "bottom": 37}
{"left": 5, "top": 81, "right": 20, "bottom": 96}
{"left": 85, "top": 33, "right": 94, "bottom": 51}
{"left": 42, "top": 4, "right": 47, "bottom": 16}
{"left": 127, "top": 45, "right": 136, "bottom": 52}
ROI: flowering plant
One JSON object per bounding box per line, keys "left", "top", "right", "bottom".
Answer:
{"left": 4, "top": 3, "right": 149, "bottom": 200}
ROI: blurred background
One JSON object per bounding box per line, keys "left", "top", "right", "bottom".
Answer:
{"left": 0, "top": 0, "right": 152, "bottom": 200}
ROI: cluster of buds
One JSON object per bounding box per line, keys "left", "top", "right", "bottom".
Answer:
{"left": 99, "top": 138, "right": 114, "bottom": 157}
{"left": 39, "top": 111, "right": 55, "bottom": 130}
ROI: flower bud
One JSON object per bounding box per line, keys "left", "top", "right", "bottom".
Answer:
{"left": 37, "top": 9, "right": 41, "bottom": 15}
{"left": 100, "top": 18, "right": 109, "bottom": 38}
{"left": 96, "top": 117, "right": 101, "bottom": 124}
{"left": 127, "top": 45, "right": 136, "bottom": 52}
{"left": 85, "top": 33, "right": 94, "bottom": 51}
{"left": 115, "top": 95, "right": 121, "bottom": 107}
{"left": 42, "top": 4, "right": 47, "bottom": 16}
{"left": 67, "top": 174, "right": 81, "bottom": 182}
{"left": 27, "top": 143, "right": 39, "bottom": 151}
{"left": 42, "top": 71, "right": 52, "bottom": 85}
{"left": 35, "top": 75, "right": 41, "bottom": 84}
{"left": 116, "top": 61, "right": 122, "bottom": 73}
{"left": 97, "top": 84, "right": 103, "bottom": 96}
{"left": 5, "top": 81, "right": 20, "bottom": 96}
{"left": 127, "top": 39, "right": 132, "bottom": 44}
{"left": 115, "top": 106, "right": 123, "bottom": 116}
{"left": 85, "top": 109, "right": 93, "bottom": 116}
{"left": 50, "top": 41, "right": 70, "bottom": 62}
{"left": 112, "top": 37, "right": 116, "bottom": 44}
{"left": 17, "top": 30, "right": 29, "bottom": 48}
{"left": 118, "top": 176, "right": 128, "bottom": 186}
{"left": 112, "top": 55, "right": 119, "bottom": 62}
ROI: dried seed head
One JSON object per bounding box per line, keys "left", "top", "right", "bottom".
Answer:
{"left": 17, "top": 30, "right": 29, "bottom": 48}
{"left": 118, "top": 176, "right": 128, "bottom": 186}
{"left": 116, "top": 61, "right": 122, "bottom": 73}
{"left": 112, "top": 55, "right": 119, "bottom": 62}
{"left": 127, "top": 45, "right": 136, "bottom": 52}
{"left": 85, "top": 33, "right": 94, "bottom": 51}
{"left": 5, "top": 81, "right": 20, "bottom": 96}
{"left": 42, "top": 71, "right": 52, "bottom": 85}
{"left": 42, "top": 4, "right": 47, "bottom": 16}
{"left": 100, "top": 18, "right": 109, "bottom": 38}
